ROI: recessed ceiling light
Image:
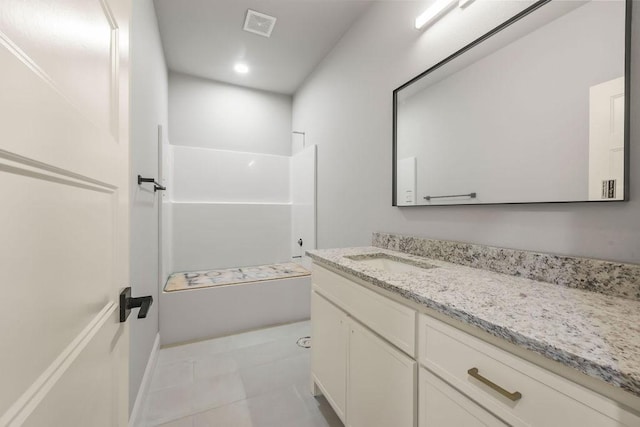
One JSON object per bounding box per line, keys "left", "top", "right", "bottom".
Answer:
{"left": 234, "top": 63, "right": 249, "bottom": 74}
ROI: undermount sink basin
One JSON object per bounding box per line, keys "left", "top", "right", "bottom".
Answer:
{"left": 346, "top": 254, "right": 436, "bottom": 274}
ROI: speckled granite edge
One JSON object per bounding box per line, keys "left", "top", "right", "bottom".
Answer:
{"left": 344, "top": 253, "right": 438, "bottom": 270}
{"left": 306, "top": 248, "right": 640, "bottom": 397}
{"left": 373, "top": 232, "right": 640, "bottom": 301}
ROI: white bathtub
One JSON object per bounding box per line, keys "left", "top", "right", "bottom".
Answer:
{"left": 159, "top": 263, "right": 312, "bottom": 346}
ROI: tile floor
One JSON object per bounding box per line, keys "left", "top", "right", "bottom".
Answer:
{"left": 140, "top": 321, "right": 343, "bottom": 427}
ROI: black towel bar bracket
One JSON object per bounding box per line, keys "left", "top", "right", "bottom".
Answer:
{"left": 137, "top": 175, "right": 166, "bottom": 192}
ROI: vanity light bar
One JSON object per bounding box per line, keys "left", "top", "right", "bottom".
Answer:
{"left": 415, "top": 0, "right": 457, "bottom": 30}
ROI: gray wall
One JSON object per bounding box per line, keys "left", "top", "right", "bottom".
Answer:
{"left": 169, "top": 71, "right": 293, "bottom": 156}
{"left": 130, "top": 0, "right": 168, "bottom": 412}
{"left": 293, "top": 0, "right": 640, "bottom": 264}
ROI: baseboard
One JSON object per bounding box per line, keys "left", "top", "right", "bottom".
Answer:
{"left": 129, "top": 333, "right": 160, "bottom": 427}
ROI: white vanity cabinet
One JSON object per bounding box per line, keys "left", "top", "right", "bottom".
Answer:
{"left": 311, "top": 264, "right": 640, "bottom": 427}
{"left": 311, "top": 265, "right": 417, "bottom": 427}
{"left": 311, "top": 290, "right": 349, "bottom": 421}
{"left": 417, "top": 314, "right": 640, "bottom": 427}
{"left": 348, "top": 321, "right": 416, "bottom": 427}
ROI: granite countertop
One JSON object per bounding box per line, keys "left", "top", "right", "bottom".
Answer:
{"left": 306, "top": 246, "right": 640, "bottom": 398}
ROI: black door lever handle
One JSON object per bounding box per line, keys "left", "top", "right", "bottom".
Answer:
{"left": 138, "top": 175, "right": 166, "bottom": 192}
{"left": 119, "top": 287, "right": 153, "bottom": 322}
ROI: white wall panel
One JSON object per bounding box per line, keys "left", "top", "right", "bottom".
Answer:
{"left": 171, "top": 202, "right": 292, "bottom": 272}
{"left": 160, "top": 134, "right": 173, "bottom": 279}
{"left": 171, "top": 146, "right": 291, "bottom": 203}
{"left": 291, "top": 145, "right": 317, "bottom": 258}
{"left": 130, "top": 0, "right": 167, "bottom": 413}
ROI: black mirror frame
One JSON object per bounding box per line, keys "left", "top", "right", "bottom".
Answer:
{"left": 392, "top": 0, "right": 632, "bottom": 207}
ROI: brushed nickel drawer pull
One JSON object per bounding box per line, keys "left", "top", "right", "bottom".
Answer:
{"left": 467, "top": 367, "right": 522, "bottom": 401}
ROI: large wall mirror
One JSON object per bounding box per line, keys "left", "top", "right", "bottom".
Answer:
{"left": 393, "top": 0, "right": 631, "bottom": 206}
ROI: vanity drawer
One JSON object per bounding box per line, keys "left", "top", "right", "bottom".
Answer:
{"left": 419, "top": 366, "right": 508, "bottom": 427}
{"left": 312, "top": 265, "right": 416, "bottom": 357}
{"left": 417, "top": 314, "right": 640, "bottom": 427}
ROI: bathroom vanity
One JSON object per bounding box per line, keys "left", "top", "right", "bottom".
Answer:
{"left": 308, "top": 234, "right": 640, "bottom": 427}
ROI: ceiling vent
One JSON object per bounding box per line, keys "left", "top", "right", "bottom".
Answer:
{"left": 243, "top": 9, "right": 277, "bottom": 38}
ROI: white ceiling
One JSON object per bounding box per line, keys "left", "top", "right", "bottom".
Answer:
{"left": 153, "top": 0, "right": 373, "bottom": 95}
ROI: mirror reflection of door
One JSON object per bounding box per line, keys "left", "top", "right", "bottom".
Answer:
{"left": 588, "top": 77, "right": 625, "bottom": 200}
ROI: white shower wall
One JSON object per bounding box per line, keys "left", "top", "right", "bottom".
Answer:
{"left": 172, "top": 146, "right": 291, "bottom": 203}
{"left": 291, "top": 145, "right": 317, "bottom": 261}
{"left": 172, "top": 202, "right": 292, "bottom": 271}
{"left": 166, "top": 145, "right": 315, "bottom": 274}
{"left": 170, "top": 146, "right": 291, "bottom": 272}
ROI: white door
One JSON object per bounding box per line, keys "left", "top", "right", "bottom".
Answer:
{"left": 0, "top": 0, "right": 131, "bottom": 425}
{"left": 310, "top": 291, "right": 348, "bottom": 423}
{"left": 588, "top": 77, "right": 625, "bottom": 200}
{"left": 347, "top": 321, "right": 416, "bottom": 427}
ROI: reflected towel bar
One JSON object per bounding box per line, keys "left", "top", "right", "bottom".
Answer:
{"left": 137, "top": 175, "right": 166, "bottom": 192}
{"left": 424, "top": 192, "right": 476, "bottom": 201}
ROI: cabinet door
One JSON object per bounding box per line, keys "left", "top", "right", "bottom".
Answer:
{"left": 348, "top": 321, "right": 416, "bottom": 427}
{"left": 311, "top": 290, "right": 349, "bottom": 421}
{"left": 419, "top": 367, "right": 508, "bottom": 427}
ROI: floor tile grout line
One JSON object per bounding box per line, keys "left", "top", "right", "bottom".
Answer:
{"left": 147, "top": 360, "right": 196, "bottom": 394}
{"left": 155, "top": 335, "right": 308, "bottom": 368}
{"left": 145, "top": 394, "right": 251, "bottom": 427}
{"left": 145, "top": 361, "right": 314, "bottom": 425}
{"left": 235, "top": 349, "right": 310, "bottom": 370}
{"left": 156, "top": 320, "right": 310, "bottom": 354}
{"left": 239, "top": 375, "right": 311, "bottom": 401}
{"left": 150, "top": 349, "right": 309, "bottom": 395}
